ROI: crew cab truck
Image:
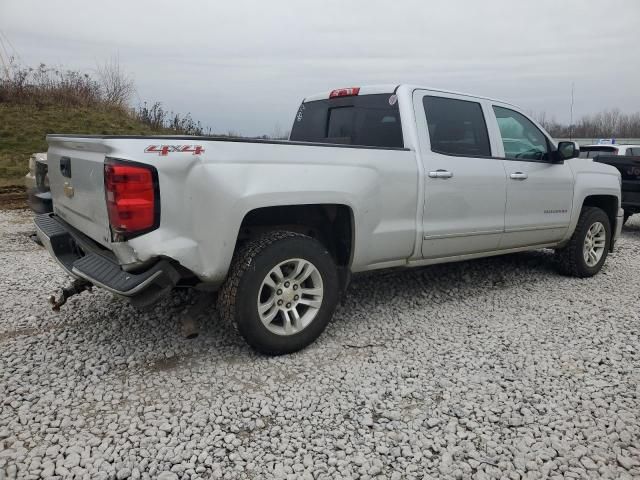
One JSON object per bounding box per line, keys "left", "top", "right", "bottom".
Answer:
{"left": 579, "top": 144, "right": 640, "bottom": 224}
{"left": 36, "top": 85, "right": 623, "bottom": 355}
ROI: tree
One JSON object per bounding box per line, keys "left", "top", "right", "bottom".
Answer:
{"left": 96, "top": 56, "right": 134, "bottom": 107}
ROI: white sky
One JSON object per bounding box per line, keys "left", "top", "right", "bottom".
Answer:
{"left": 2, "top": 0, "right": 639, "bottom": 136}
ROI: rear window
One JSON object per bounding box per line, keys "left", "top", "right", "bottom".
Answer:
{"left": 289, "top": 94, "right": 404, "bottom": 148}
{"left": 579, "top": 147, "right": 617, "bottom": 158}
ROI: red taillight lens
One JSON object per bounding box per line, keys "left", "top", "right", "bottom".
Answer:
{"left": 104, "top": 159, "right": 159, "bottom": 238}
{"left": 329, "top": 87, "right": 360, "bottom": 98}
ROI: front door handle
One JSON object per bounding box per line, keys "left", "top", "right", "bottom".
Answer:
{"left": 428, "top": 169, "right": 453, "bottom": 179}
{"left": 510, "top": 172, "right": 528, "bottom": 180}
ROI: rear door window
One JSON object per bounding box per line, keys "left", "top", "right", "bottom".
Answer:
{"left": 422, "top": 96, "right": 491, "bottom": 157}
{"left": 290, "top": 94, "right": 403, "bottom": 148}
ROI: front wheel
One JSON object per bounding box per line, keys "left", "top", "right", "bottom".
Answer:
{"left": 555, "top": 206, "right": 610, "bottom": 277}
{"left": 217, "top": 231, "right": 339, "bottom": 355}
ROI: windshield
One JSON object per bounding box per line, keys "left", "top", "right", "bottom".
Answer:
{"left": 290, "top": 93, "right": 404, "bottom": 148}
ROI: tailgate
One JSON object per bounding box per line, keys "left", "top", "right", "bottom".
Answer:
{"left": 47, "top": 136, "right": 112, "bottom": 247}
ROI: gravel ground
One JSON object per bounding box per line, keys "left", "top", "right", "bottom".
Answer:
{"left": 1, "top": 209, "right": 639, "bottom": 480}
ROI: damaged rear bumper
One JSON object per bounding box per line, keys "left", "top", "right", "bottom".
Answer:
{"left": 35, "top": 213, "right": 180, "bottom": 306}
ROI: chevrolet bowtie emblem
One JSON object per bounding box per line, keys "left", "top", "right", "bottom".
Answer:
{"left": 63, "top": 182, "right": 74, "bottom": 198}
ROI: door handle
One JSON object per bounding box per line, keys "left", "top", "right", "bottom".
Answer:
{"left": 428, "top": 169, "right": 453, "bottom": 179}
{"left": 510, "top": 172, "right": 528, "bottom": 180}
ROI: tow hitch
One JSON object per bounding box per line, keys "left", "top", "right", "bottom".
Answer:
{"left": 49, "top": 278, "right": 93, "bottom": 311}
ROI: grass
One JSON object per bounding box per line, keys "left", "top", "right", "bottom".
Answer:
{"left": 0, "top": 104, "right": 174, "bottom": 185}
{"left": 0, "top": 60, "right": 209, "bottom": 188}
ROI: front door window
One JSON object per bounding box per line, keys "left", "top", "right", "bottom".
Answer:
{"left": 493, "top": 106, "right": 550, "bottom": 161}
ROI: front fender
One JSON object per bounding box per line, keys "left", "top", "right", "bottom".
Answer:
{"left": 561, "top": 161, "right": 621, "bottom": 244}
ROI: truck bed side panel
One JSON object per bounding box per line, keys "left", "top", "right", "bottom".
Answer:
{"left": 69, "top": 138, "right": 420, "bottom": 282}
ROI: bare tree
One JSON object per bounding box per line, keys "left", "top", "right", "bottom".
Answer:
{"left": 533, "top": 109, "right": 640, "bottom": 138}
{"left": 269, "top": 123, "right": 290, "bottom": 140}
{"left": 96, "top": 56, "right": 135, "bottom": 107}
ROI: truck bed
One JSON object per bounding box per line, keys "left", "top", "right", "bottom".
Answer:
{"left": 45, "top": 133, "right": 419, "bottom": 283}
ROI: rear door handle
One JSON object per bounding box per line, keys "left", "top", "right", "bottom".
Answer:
{"left": 428, "top": 169, "right": 453, "bottom": 179}
{"left": 510, "top": 172, "right": 528, "bottom": 180}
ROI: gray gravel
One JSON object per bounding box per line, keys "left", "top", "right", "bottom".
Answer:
{"left": 1, "top": 208, "right": 639, "bottom": 480}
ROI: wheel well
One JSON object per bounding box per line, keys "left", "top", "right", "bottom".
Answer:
{"left": 237, "top": 204, "right": 354, "bottom": 267}
{"left": 582, "top": 195, "right": 618, "bottom": 229}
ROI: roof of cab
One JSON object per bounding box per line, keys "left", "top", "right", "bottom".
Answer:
{"left": 303, "top": 84, "right": 519, "bottom": 108}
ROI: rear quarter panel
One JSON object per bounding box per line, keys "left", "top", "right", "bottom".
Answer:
{"left": 103, "top": 138, "right": 419, "bottom": 282}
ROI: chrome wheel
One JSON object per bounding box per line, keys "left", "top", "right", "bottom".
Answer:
{"left": 257, "top": 258, "right": 324, "bottom": 336}
{"left": 583, "top": 221, "right": 606, "bottom": 267}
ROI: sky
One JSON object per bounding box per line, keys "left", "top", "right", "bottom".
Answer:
{"left": 1, "top": 0, "right": 639, "bottom": 136}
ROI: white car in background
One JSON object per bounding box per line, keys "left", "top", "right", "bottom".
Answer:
{"left": 579, "top": 143, "right": 640, "bottom": 158}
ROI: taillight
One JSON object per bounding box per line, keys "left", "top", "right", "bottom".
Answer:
{"left": 104, "top": 158, "right": 159, "bottom": 239}
{"left": 329, "top": 87, "right": 360, "bottom": 98}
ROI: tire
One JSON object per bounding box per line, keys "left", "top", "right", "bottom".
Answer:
{"left": 623, "top": 211, "right": 632, "bottom": 225}
{"left": 555, "top": 206, "right": 611, "bottom": 277}
{"left": 217, "top": 231, "right": 339, "bottom": 355}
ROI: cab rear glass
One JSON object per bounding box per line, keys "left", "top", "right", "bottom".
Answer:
{"left": 289, "top": 94, "right": 404, "bottom": 148}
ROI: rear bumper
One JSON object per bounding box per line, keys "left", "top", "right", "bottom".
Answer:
{"left": 35, "top": 213, "right": 180, "bottom": 305}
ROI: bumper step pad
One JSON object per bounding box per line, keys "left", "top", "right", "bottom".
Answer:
{"left": 72, "top": 253, "right": 169, "bottom": 295}
{"left": 34, "top": 214, "right": 179, "bottom": 300}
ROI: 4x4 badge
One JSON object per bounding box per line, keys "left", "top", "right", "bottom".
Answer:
{"left": 145, "top": 145, "right": 205, "bottom": 156}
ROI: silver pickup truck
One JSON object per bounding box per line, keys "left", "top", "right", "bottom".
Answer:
{"left": 36, "top": 84, "right": 623, "bottom": 354}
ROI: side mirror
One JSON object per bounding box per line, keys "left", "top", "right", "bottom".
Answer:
{"left": 556, "top": 141, "right": 579, "bottom": 161}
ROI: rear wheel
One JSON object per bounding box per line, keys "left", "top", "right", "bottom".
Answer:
{"left": 623, "top": 211, "right": 632, "bottom": 225}
{"left": 217, "top": 231, "right": 339, "bottom": 355}
{"left": 555, "top": 206, "right": 610, "bottom": 277}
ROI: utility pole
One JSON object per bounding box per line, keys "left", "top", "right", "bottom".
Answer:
{"left": 569, "top": 81, "right": 575, "bottom": 140}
